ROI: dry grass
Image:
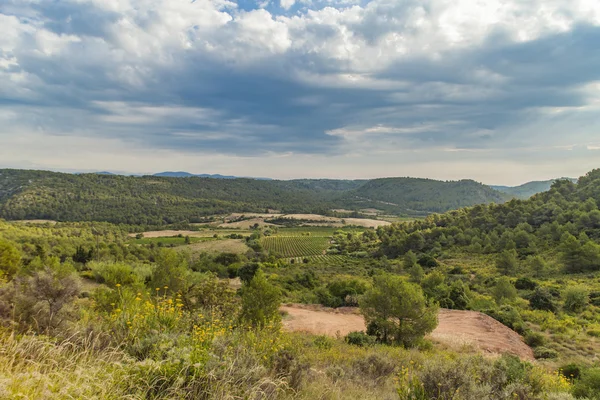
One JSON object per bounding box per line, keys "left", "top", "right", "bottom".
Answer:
{"left": 185, "top": 239, "right": 249, "bottom": 254}
{"left": 0, "top": 330, "right": 128, "bottom": 399}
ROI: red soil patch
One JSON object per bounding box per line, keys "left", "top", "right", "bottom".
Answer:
{"left": 281, "top": 304, "right": 534, "bottom": 361}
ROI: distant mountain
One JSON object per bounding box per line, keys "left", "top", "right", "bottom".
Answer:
{"left": 153, "top": 171, "right": 271, "bottom": 180}
{"left": 492, "top": 178, "right": 577, "bottom": 199}
{"left": 94, "top": 171, "right": 117, "bottom": 176}
{"left": 153, "top": 171, "right": 201, "bottom": 178}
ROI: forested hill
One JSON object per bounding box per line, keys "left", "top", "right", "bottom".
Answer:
{"left": 0, "top": 169, "right": 509, "bottom": 224}
{"left": 492, "top": 178, "right": 578, "bottom": 199}
{"left": 346, "top": 178, "right": 509, "bottom": 214}
{"left": 377, "top": 169, "right": 600, "bottom": 269}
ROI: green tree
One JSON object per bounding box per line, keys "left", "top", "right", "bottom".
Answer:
{"left": 493, "top": 277, "right": 517, "bottom": 304}
{"left": 529, "top": 287, "right": 556, "bottom": 312}
{"left": 403, "top": 251, "right": 417, "bottom": 270}
{"left": 0, "top": 240, "right": 21, "bottom": 280}
{"left": 149, "top": 249, "right": 189, "bottom": 293}
{"left": 239, "top": 269, "right": 281, "bottom": 327}
{"left": 408, "top": 264, "right": 425, "bottom": 283}
{"left": 496, "top": 249, "right": 519, "bottom": 275}
{"left": 360, "top": 274, "right": 438, "bottom": 347}
{"left": 238, "top": 262, "right": 260, "bottom": 284}
{"left": 563, "top": 285, "right": 589, "bottom": 313}
{"left": 528, "top": 255, "right": 548, "bottom": 278}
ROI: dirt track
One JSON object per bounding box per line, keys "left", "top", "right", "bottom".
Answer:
{"left": 281, "top": 305, "right": 534, "bottom": 361}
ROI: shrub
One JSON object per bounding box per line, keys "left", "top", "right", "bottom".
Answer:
{"left": 524, "top": 331, "right": 546, "bottom": 348}
{"left": 587, "top": 329, "right": 600, "bottom": 338}
{"left": 352, "top": 353, "right": 396, "bottom": 382}
{"left": 90, "top": 261, "right": 138, "bottom": 288}
{"left": 529, "top": 287, "right": 557, "bottom": 312}
{"left": 493, "top": 277, "right": 517, "bottom": 304}
{"left": 238, "top": 262, "right": 260, "bottom": 284}
{"left": 515, "top": 277, "right": 538, "bottom": 290}
{"left": 418, "top": 254, "right": 439, "bottom": 268}
{"left": 485, "top": 305, "right": 524, "bottom": 332}
{"left": 559, "top": 363, "right": 582, "bottom": 380}
{"left": 563, "top": 285, "right": 589, "bottom": 313}
{"left": 345, "top": 331, "right": 375, "bottom": 347}
{"left": 0, "top": 239, "right": 21, "bottom": 280}
{"left": 572, "top": 367, "right": 600, "bottom": 399}
{"left": 12, "top": 267, "right": 81, "bottom": 333}
{"left": 534, "top": 347, "right": 558, "bottom": 359}
{"left": 313, "top": 335, "right": 333, "bottom": 350}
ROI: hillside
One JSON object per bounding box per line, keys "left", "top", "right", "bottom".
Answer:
{"left": 346, "top": 177, "right": 510, "bottom": 214}
{"left": 0, "top": 169, "right": 509, "bottom": 224}
{"left": 492, "top": 178, "right": 577, "bottom": 199}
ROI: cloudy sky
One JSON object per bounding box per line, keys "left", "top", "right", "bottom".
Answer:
{"left": 1, "top": 0, "right": 599, "bottom": 184}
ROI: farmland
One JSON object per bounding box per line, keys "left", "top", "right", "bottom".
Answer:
{"left": 261, "top": 236, "right": 331, "bottom": 257}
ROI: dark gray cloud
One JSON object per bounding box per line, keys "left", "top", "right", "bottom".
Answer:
{"left": 1, "top": 0, "right": 600, "bottom": 180}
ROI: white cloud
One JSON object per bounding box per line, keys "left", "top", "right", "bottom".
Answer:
{"left": 281, "top": 0, "right": 295, "bottom": 10}
{"left": 1, "top": 0, "right": 600, "bottom": 182}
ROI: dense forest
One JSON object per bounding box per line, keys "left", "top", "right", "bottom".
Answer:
{"left": 0, "top": 169, "right": 510, "bottom": 224}
{"left": 492, "top": 178, "right": 578, "bottom": 200}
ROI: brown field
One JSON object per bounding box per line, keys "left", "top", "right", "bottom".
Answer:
{"left": 343, "top": 218, "right": 391, "bottom": 228}
{"left": 226, "top": 213, "right": 281, "bottom": 219}
{"left": 184, "top": 239, "right": 249, "bottom": 254}
{"left": 129, "top": 230, "right": 247, "bottom": 238}
{"left": 218, "top": 218, "right": 277, "bottom": 229}
{"left": 281, "top": 304, "right": 534, "bottom": 361}
{"left": 14, "top": 220, "right": 58, "bottom": 225}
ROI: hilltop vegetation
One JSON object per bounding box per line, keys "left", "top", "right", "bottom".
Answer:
{"left": 492, "top": 178, "right": 578, "bottom": 199}
{"left": 0, "top": 169, "right": 510, "bottom": 225}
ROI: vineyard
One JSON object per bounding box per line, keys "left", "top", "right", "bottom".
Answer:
{"left": 287, "top": 255, "right": 349, "bottom": 265}
{"left": 261, "top": 236, "right": 331, "bottom": 257}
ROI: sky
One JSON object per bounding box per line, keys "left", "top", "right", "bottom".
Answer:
{"left": 1, "top": 0, "right": 600, "bottom": 185}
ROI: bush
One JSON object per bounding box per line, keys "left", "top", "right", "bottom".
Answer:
{"left": 572, "top": 367, "right": 600, "bottom": 399}
{"left": 515, "top": 277, "right": 538, "bottom": 290}
{"left": 345, "top": 331, "right": 375, "bottom": 347}
{"left": 90, "top": 261, "right": 138, "bottom": 288}
{"left": 534, "top": 347, "right": 558, "bottom": 359}
{"left": 529, "top": 287, "right": 557, "bottom": 312}
{"left": 352, "top": 353, "right": 395, "bottom": 382}
{"left": 524, "top": 331, "right": 546, "bottom": 348}
{"left": 559, "top": 363, "right": 582, "bottom": 380}
{"left": 563, "top": 285, "right": 589, "bottom": 313}
{"left": 314, "top": 335, "right": 334, "bottom": 350}
{"left": 485, "top": 305, "right": 524, "bottom": 332}
{"left": 418, "top": 254, "right": 439, "bottom": 268}
{"left": 493, "top": 277, "right": 517, "bottom": 304}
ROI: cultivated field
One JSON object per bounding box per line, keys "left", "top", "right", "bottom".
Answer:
{"left": 184, "top": 239, "right": 249, "bottom": 254}
{"left": 261, "top": 236, "right": 330, "bottom": 257}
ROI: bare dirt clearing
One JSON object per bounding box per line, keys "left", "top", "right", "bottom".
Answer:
{"left": 343, "top": 218, "right": 391, "bottom": 228}
{"left": 129, "top": 230, "right": 247, "bottom": 238}
{"left": 15, "top": 220, "right": 58, "bottom": 225}
{"left": 218, "top": 218, "right": 277, "bottom": 229}
{"left": 281, "top": 305, "right": 534, "bottom": 361}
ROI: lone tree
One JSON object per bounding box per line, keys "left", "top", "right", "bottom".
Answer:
{"left": 240, "top": 269, "right": 281, "bottom": 328}
{"left": 360, "top": 274, "right": 438, "bottom": 347}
